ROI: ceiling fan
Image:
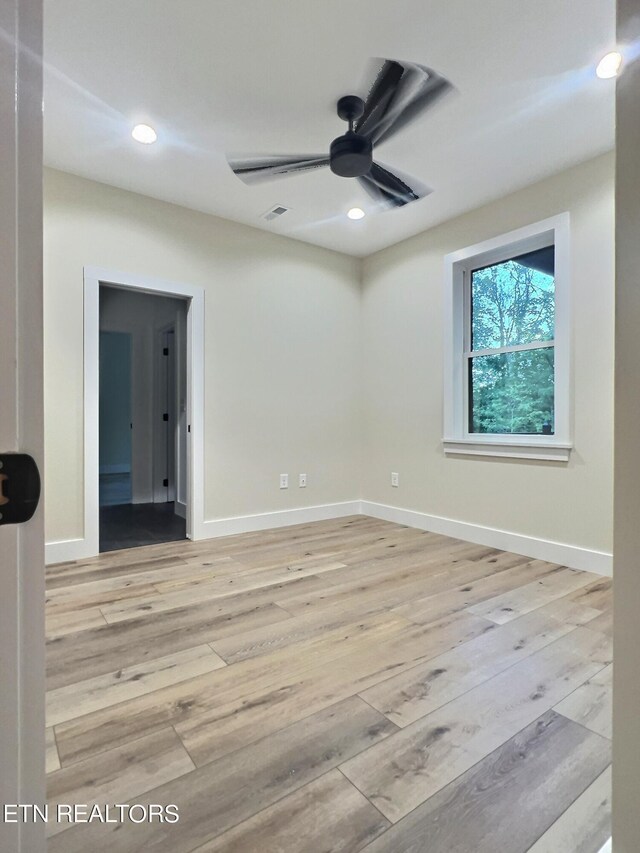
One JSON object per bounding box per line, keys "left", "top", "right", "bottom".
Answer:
{"left": 227, "top": 59, "right": 454, "bottom": 211}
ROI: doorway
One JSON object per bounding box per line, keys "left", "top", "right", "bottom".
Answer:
{"left": 98, "top": 285, "right": 187, "bottom": 552}
{"left": 83, "top": 267, "right": 206, "bottom": 558}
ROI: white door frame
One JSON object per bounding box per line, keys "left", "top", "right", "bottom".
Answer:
{"left": 0, "top": 0, "right": 46, "bottom": 849}
{"left": 84, "top": 267, "right": 205, "bottom": 555}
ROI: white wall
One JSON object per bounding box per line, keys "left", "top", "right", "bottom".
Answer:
{"left": 44, "top": 168, "right": 361, "bottom": 545}
{"left": 361, "top": 153, "right": 614, "bottom": 558}
{"left": 99, "top": 286, "right": 186, "bottom": 504}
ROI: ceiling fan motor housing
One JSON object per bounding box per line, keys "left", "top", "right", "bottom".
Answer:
{"left": 330, "top": 131, "right": 373, "bottom": 177}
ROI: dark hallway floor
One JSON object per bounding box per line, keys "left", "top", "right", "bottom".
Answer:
{"left": 99, "top": 501, "right": 186, "bottom": 552}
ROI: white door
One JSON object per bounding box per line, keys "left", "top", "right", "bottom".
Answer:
{"left": 154, "top": 326, "right": 178, "bottom": 503}
{"left": 0, "top": 1, "right": 46, "bottom": 851}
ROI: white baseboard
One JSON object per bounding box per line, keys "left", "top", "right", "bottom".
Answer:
{"left": 45, "top": 498, "right": 612, "bottom": 576}
{"left": 360, "top": 501, "right": 613, "bottom": 576}
{"left": 45, "top": 537, "right": 97, "bottom": 565}
{"left": 597, "top": 840, "right": 611, "bottom": 853}
{"left": 195, "top": 501, "right": 362, "bottom": 540}
{"left": 174, "top": 500, "right": 187, "bottom": 519}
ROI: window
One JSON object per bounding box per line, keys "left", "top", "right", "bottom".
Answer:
{"left": 443, "top": 215, "right": 571, "bottom": 461}
{"left": 468, "top": 245, "right": 555, "bottom": 435}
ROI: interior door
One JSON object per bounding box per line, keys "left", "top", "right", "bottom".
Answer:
{"left": 164, "top": 328, "right": 177, "bottom": 503}
{"left": 0, "top": 0, "right": 46, "bottom": 851}
{"left": 155, "top": 326, "right": 177, "bottom": 503}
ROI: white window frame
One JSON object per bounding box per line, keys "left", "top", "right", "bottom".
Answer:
{"left": 443, "top": 213, "right": 571, "bottom": 462}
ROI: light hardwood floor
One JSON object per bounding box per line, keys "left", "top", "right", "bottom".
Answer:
{"left": 45, "top": 515, "right": 613, "bottom": 852}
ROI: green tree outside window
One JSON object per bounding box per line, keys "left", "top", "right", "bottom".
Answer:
{"left": 469, "top": 248, "right": 555, "bottom": 435}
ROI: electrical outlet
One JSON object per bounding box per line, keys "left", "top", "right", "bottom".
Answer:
{"left": 299, "top": 473, "right": 307, "bottom": 488}
{"left": 280, "top": 473, "right": 288, "bottom": 489}
{"left": 391, "top": 472, "right": 399, "bottom": 488}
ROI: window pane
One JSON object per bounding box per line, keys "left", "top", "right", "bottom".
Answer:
{"left": 469, "top": 347, "right": 554, "bottom": 435}
{"left": 471, "top": 245, "right": 555, "bottom": 351}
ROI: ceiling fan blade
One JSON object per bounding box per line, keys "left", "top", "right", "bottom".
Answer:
{"left": 228, "top": 154, "right": 329, "bottom": 184}
{"left": 357, "top": 161, "right": 431, "bottom": 209}
{"left": 355, "top": 59, "right": 454, "bottom": 147}
{"left": 354, "top": 60, "right": 404, "bottom": 139}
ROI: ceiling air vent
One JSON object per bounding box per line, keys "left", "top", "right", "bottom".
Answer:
{"left": 262, "top": 205, "right": 290, "bottom": 222}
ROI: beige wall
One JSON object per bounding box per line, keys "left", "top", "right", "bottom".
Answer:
{"left": 44, "top": 168, "right": 361, "bottom": 543}
{"left": 361, "top": 153, "right": 614, "bottom": 554}
{"left": 45, "top": 155, "right": 614, "bottom": 558}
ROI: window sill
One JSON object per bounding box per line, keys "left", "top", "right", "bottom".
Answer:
{"left": 442, "top": 438, "right": 572, "bottom": 462}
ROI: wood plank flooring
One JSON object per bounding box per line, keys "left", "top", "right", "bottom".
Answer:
{"left": 45, "top": 515, "right": 613, "bottom": 852}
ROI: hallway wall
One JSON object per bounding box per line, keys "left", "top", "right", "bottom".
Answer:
{"left": 98, "top": 330, "right": 132, "bottom": 477}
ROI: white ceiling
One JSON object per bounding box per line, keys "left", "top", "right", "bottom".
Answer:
{"left": 43, "top": 0, "right": 616, "bottom": 257}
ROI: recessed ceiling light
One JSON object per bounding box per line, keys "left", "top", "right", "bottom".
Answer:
{"left": 596, "top": 51, "right": 623, "bottom": 79}
{"left": 347, "top": 207, "right": 365, "bottom": 220}
{"left": 132, "top": 123, "right": 158, "bottom": 144}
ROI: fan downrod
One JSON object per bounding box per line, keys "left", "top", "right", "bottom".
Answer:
{"left": 337, "top": 95, "right": 364, "bottom": 124}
